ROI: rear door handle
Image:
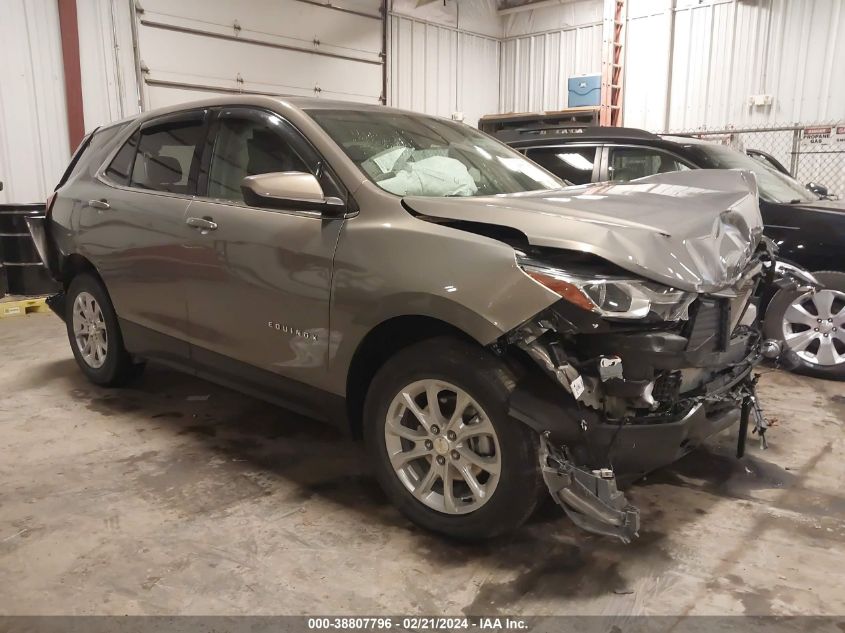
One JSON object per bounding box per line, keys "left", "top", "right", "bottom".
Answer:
{"left": 186, "top": 216, "right": 218, "bottom": 231}
{"left": 88, "top": 199, "right": 110, "bottom": 210}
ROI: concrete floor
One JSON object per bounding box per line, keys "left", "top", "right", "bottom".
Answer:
{"left": 1, "top": 312, "right": 844, "bottom": 617}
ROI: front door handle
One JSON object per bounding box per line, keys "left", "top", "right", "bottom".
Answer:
{"left": 88, "top": 199, "right": 110, "bottom": 210}
{"left": 186, "top": 216, "right": 218, "bottom": 231}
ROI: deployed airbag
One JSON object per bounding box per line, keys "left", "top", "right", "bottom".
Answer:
{"left": 379, "top": 156, "right": 478, "bottom": 197}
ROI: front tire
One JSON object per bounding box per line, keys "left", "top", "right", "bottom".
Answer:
{"left": 363, "top": 337, "right": 543, "bottom": 539}
{"left": 65, "top": 273, "right": 145, "bottom": 386}
{"left": 764, "top": 270, "right": 845, "bottom": 380}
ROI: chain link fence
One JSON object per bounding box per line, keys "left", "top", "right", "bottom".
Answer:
{"left": 666, "top": 123, "right": 845, "bottom": 199}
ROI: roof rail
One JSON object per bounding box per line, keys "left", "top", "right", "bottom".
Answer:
{"left": 493, "top": 125, "right": 661, "bottom": 143}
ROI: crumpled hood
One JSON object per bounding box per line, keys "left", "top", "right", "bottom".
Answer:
{"left": 404, "top": 169, "right": 764, "bottom": 293}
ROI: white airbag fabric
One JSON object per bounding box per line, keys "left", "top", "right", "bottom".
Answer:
{"left": 379, "top": 156, "right": 478, "bottom": 197}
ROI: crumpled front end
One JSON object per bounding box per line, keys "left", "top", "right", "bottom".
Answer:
{"left": 499, "top": 245, "right": 773, "bottom": 543}
{"left": 488, "top": 231, "right": 776, "bottom": 542}
{"left": 403, "top": 169, "right": 765, "bottom": 294}
{"left": 407, "top": 169, "right": 783, "bottom": 542}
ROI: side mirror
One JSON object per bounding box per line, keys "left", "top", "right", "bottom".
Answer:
{"left": 240, "top": 172, "right": 345, "bottom": 214}
{"left": 805, "top": 181, "right": 830, "bottom": 198}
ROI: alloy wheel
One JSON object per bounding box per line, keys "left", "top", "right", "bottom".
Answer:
{"left": 782, "top": 288, "right": 845, "bottom": 367}
{"left": 72, "top": 291, "right": 108, "bottom": 369}
{"left": 384, "top": 379, "right": 501, "bottom": 515}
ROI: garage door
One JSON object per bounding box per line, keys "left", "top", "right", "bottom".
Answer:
{"left": 135, "top": 0, "right": 385, "bottom": 110}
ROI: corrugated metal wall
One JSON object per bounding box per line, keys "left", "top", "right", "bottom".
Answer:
{"left": 388, "top": 14, "right": 500, "bottom": 127}
{"left": 499, "top": 23, "right": 603, "bottom": 113}
{"left": 497, "top": 0, "right": 602, "bottom": 114}
{"left": 0, "top": 0, "right": 70, "bottom": 203}
{"left": 4, "top": 0, "right": 843, "bottom": 203}
{"left": 77, "top": 0, "right": 140, "bottom": 130}
{"left": 625, "top": 0, "right": 845, "bottom": 131}
{"left": 624, "top": 2, "right": 672, "bottom": 131}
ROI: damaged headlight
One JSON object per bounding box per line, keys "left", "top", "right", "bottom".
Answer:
{"left": 517, "top": 254, "right": 695, "bottom": 320}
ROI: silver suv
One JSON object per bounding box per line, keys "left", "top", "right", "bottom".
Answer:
{"left": 31, "top": 97, "right": 798, "bottom": 542}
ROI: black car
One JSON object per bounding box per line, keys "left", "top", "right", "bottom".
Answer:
{"left": 498, "top": 126, "right": 845, "bottom": 379}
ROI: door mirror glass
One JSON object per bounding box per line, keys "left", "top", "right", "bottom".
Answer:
{"left": 241, "top": 172, "right": 345, "bottom": 213}
{"left": 805, "top": 181, "right": 830, "bottom": 198}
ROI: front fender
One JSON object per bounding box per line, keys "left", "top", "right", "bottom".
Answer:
{"left": 325, "top": 185, "right": 560, "bottom": 393}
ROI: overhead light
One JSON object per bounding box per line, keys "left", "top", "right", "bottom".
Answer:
{"left": 557, "top": 152, "right": 593, "bottom": 171}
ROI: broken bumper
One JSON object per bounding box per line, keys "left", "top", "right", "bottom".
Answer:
{"left": 507, "top": 303, "right": 763, "bottom": 542}
{"left": 512, "top": 378, "right": 745, "bottom": 477}
{"left": 540, "top": 437, "right": 641, "bottom": 543}
{"left": 522, "top": 387, "right": 747, "bottom": 543}
{"left": 584, "top": 400, "right": 740, "bottom": 477}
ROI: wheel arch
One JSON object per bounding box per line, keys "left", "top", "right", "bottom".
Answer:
{"left": 344, "top": 314, "right": 479, "bottom": 439}
{"left": 46, "top": 254, "right": 112, "bottom": 324}
{"left": 60, "top": 253, "right": 104, "bottom": 288}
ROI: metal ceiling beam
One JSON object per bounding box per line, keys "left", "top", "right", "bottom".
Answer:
{"left": 497, "top": 0, "right": 576, "bottom": 16}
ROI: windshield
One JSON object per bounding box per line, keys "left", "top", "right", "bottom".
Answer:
{"left": 690, "top": 143, "right": 818, "bottom": 204}
{"left": 307, "top": 109, "right": 563, "bottom": 197}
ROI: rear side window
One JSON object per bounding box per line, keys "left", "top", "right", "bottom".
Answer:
{"left": 130, "top": 119, "right": 205, "bottom": 194}
{"left": 104, "top": 132, "right": 139, "bottom": 186}
{"left": 608, "top": 147, "right": 691, "bottom": 181}
{"left": 526, "top": 146, "right": 597, "bottom": 185}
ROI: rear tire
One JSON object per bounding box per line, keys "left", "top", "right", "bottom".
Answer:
{"left": 65, "top": 273, "right": 145, "bottom": 386}
{"left": 764, "top": 270, "right": 845, "bottom": 380}
{"left": 363, "top": 336, "right": 543, "bottom": 539}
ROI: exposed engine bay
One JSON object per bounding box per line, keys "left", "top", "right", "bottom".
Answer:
{"left": 499, "top": 242, "right": 816, "bottom": 542}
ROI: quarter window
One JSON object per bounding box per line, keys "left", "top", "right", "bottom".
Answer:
{"left": 129, "top": 119, "right": 205, "bottom": 194}
{"left": 608, "top": 147, "right": 691, "bottom": 182}
{"left": 207, "top": 114, "right": 310, "bottom": 203}
{"left": 525, "top": 147, "right": 597, "bottom": 185}
{"left": 104, "top": 132, "right": 139, "bottom": 186}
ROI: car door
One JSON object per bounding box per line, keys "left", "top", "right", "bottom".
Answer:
{"left": 181, "top": 106, "right": 347, "bottom": 403}
{"left": 604, "top": 145, "right": 694, "bottom": 182}
{"left": 523, "top": 145, "right": 600, "bottom": 185}
{"left": 87, "top": 109, "right": 208, "bottom": 359}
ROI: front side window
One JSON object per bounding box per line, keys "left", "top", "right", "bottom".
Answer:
{"left": 129, "top": 118, "right": 205, "bottom": 194}
{"left": 608, "top": 147, "right": 691, "bottom": 182}
{"left": 307, "top": 109, "right": 562, "bottom": 197}
{"left": 690, "top": 143, "right": 817, "bottom": 204}
{"left": 207, "top": 113, "right": 309, "bottom": 203}
{"left": 526, "top": 146, "right": 596, "bottom": 185}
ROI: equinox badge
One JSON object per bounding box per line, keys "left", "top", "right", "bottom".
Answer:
{"left": 268, "top": 321, "right": 319, "bottom": 343}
